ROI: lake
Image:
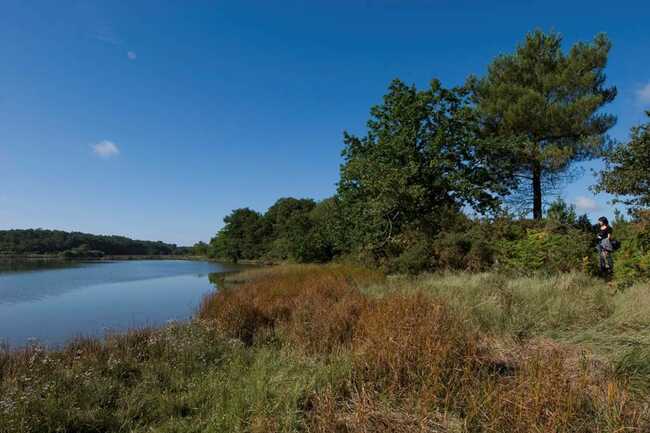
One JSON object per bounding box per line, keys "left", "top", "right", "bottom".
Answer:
{"left": 0, "top": 259, "right": 243, "bottom": 348}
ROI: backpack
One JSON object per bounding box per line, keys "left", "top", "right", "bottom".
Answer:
{"left": 611, "top": 239, "right": 621, "bottom": 251}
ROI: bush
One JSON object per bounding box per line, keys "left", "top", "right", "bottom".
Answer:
{"left": 433, "top": 230, "right": 496, "bottom": 272}
{"left": 392, "top": 238, "right": 434, "bottom": 274}
{"left": 495, "top": 228, "right": 592, "bottom": 274}
{"left": 607, "top": 212, "right": 650, "bottom": 285}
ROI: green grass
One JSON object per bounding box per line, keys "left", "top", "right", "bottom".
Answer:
{"left": 364, "top": 271, "right": 650, "bottom": 391}
{"left": 2, "top": 266, "right": 649, "bottom": 432}
{"left": 0, "top": 323, "right": 348, "bottom": 433}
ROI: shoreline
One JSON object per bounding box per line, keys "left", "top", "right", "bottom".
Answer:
{"left": 0, "top": 254, "right": 204, "bottom": 261}
{"left": 3, "top": 265, "right": 647, "bottom": 431}
{"left": 0, "top": 254, "right": 279, "bottom": 265}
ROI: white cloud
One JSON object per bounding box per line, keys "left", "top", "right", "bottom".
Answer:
{"left": 637, "top": 83, "right": 650, "bottom": 104}
{"left": 127, "top": 51, "right": 137, "bottom": 60}
{"left": 575, "top": 196, "right": 600, "bottom": 213}
{"left": 92, "top": 140, "right": 120, "bottom": 158}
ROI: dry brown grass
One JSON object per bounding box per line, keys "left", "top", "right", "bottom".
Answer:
{"left": 199, "top": 264, "right": 381, "bottom": 352}
{"left": 307, "top": 387, "right": 463, "bottom": 433}
{"left": 199, "top": 264, "right": 650, "bottom": 432}
{"left": 465, "top": 346, "right": 644, "bottom": 432}
{"left": 351, "top": 292, "right": 482, "bottom": 399}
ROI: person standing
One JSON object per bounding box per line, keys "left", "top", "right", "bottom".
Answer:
{"left": 596, "top": 216, "right": 614, "bottom": 276}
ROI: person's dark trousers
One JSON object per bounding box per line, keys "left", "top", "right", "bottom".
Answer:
{"left": 596, "top": 243, "right": 613, "bottom": 276}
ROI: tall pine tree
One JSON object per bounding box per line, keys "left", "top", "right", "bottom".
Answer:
{"left": 471, "top": 30, "right": 616, "bottom": 219}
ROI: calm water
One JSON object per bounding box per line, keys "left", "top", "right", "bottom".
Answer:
{"left": 0, "top": 259, "right": 243, "bottom": 348}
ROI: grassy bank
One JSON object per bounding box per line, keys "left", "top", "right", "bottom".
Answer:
{"left": 2, "top": 265, "right": 649, "bottom": 432}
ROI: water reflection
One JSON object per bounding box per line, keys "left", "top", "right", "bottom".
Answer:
{"left": 0, "top": 259, "right": 85, "bottom": 274}
{"left": 0, "top": 260, "right": 244, "bottom": 348}
{"left": 208, "top": 272, "right": 227, "bottom": 289}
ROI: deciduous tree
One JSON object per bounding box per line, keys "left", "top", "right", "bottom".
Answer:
{"left": 209, "top": 208, "right": 267, "bottom": 262}
{"left": 338, "top": 79, "right": 509, "bottom": 256}
{"left": 596, "top": 111, "right": 650, "bottom": 209}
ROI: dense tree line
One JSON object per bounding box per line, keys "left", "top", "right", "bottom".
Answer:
{"left": 0, "top": 229, "right": 184, "bottom": 257}
{"left": 205, "top": 198, "right": 340, "bottom": 263}
{"left": 199, "top": 30, "right": 650, "bottom": 280}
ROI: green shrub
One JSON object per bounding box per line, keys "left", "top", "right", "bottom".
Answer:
{"left": 608, "top": 212, "right": 650, "bottom": 286}
{"left": 393, "top": 238, "right": 434, "bottom": 274}
{"left": 433, "top": 231, "right": 473, "bottom": 270}
{"left": 433, "top": 229, "right": 497, "bottom": 272}
{"left": 613, "top": 243, "right": 650, "bottom": 286}
{"left": 495, "top": 228, "right": 592, "bottom": 274}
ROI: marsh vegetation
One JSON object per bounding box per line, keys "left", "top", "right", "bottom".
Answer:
{"left": 2, "top": 265, "right": 649, "bottom": 432}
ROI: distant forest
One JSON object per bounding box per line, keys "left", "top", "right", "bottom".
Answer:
{"left": 0, "top": 229, "right": 187, "bottom": 257}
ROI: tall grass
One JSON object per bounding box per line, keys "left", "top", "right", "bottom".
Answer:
{"left": 2, "top": 265, "right": 649, "bottom": 432}
{"left": 0, "top": 324, "right": 341, "bottom": 433}
{"left": 365, "top": 272, "right": 614, "bottom": 335}
{"left": 198, "top": 265, "right": 649, "bottom": 431}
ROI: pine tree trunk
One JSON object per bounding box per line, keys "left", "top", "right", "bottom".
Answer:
{"left": 532, "top": 163, "right": 543, "bottom": 220}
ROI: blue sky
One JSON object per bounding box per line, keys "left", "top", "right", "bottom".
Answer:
{"left": 1, "top": 1, "right": 649, "bottom": 245}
